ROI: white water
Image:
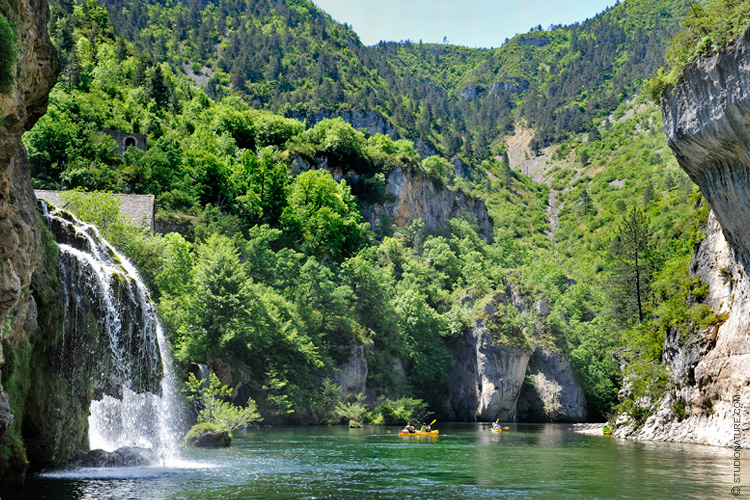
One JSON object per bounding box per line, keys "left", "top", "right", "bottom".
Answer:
{"left": 43, "top": 203, "right": 183, "bottom": 464}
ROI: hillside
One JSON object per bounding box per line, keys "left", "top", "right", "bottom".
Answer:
{"left": 91, "top": 0, "right": 693, "bottom": 161}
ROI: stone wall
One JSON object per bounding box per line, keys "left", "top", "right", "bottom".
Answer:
{"left": 101, "top": 129, "right": 147, "bottom": 156}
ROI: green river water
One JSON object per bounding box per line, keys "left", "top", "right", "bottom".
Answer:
{"left": 4, "top": 423, "right": 737, "bottom": 499}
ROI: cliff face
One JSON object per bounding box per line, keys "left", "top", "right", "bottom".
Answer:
{"left": 662, "top": 27, "right": 750, "bottom": 268}
{"left": 363, "top": 166, "right": 494, "bottom": 242}
{"left": 0, "top": 0, "right": 57, "bottom": 330}
{"left": 517, "top": 347, "right": 587, "bottom": 422}
{"left": 293, "top": 156, "right": 494, "bottom": 242}
{"left": 618, "top": 28, "right": 750, "bottom": 447}
{"left": 0, "top": 0, "right": 57, "bottom": 483}
{"left": 443, "top": 290, "right": 586, "bottom": 422}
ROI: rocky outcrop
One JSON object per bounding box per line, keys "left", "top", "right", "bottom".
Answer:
{"left": 517, "top": 347, "right": 587, "bottom": 422}
{"left": 618, "top": 27, "right": 750, "bottom": 447}
{"left": 662, "top": 26, "right": 750, "bottom": 268}
{"left": 70, "top": 447, "right": 158, "bottom": 468}
{"left": 184, "top": 429, "right": 231, "bottom": 448}
{"left": 617, "top": 212, "right": 750, "bottom": 446}
{"left": 444, "top": 291, "right": 532, "bottom": 421}
{"left": 363, "top": 166, "right": 494, "bottom": 242}
{"left": 332, "top": 345, "right": 368, "bottom": 397}
{"left": 0, "top": 0, "right": 58, "bottom": 484}
{"left": 293, "top": 155, "right": 494, "bottom": 242}
{"left": 299, "top": 109, "right": 399, "bottom": 139}
{"left": 444, "top": 290, "right": 586, "bottom": 422}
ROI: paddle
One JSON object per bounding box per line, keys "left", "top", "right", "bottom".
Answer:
{"left": 421, "top": 418, "right": 437, "bottom": 432}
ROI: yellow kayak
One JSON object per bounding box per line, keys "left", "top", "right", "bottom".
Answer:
{"left": 490, "top": 428, "right": 503, "bottom": 433}
{"left": 399, "top": 430, "right": 439, "bottom": 436}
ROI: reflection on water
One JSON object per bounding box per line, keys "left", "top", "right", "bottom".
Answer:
{"left": 6, "top": 423, "right": 736, "bottom": 499}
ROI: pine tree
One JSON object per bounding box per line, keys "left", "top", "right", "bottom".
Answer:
{"left": 148, "top": 65, "right": 170, "bottom": 109}
{"left": 607, "top": 207, "right": 658, "bottom": 324}
{"left": 501, "top": 150, "right": 511, "bottom": 188}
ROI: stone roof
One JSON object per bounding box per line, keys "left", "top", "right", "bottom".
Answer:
{"left": 35, "top": 190, "right": 155, "bottom": 231}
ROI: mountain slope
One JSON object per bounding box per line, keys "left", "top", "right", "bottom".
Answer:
{"left": 96, "top": 0, "right": 693, "bottom": 161}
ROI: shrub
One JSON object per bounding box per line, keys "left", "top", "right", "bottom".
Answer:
{"left": 371, "top": 397, "right": 429, "bottom": 425}
{"left": 183, "top": 372, "right": 261, "bottom": 439}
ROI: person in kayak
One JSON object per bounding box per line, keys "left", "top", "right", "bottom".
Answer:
{"left": 491, "top": 422, "right": 502, "bottom": 431}
{"left": 403, "top": 422, "right": 416, "bottom": 433}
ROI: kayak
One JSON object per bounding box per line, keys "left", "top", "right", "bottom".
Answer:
{"left": 490, "top": 428, "right": 503, "bottom": 433}
{"left": 399, "top": 430, "right": 439, "bottom": 436}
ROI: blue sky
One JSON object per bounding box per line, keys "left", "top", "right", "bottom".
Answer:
{"left": 312, "top": 0, "right": 618, "bottom": 48}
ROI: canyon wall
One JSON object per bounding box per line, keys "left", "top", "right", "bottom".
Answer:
{"left": 0, "top": 0, "right": 58, "bottom": 483}
{"left": 617, "top": 27, "right": 750, "bottom": 447}
{"left": 443, "top": 290, "right": 586, "bottom": 422}
{"left": 363, "top": 166, "right": 494, "bottom": 242}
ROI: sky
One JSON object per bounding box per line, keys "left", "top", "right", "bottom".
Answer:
{"left": 312, "top": 0, "right": 618, "bottom": 48}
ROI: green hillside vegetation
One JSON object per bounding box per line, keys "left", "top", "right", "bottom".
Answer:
{"left": 87, "top": 0, "right": 693, "bottom": 162}
{"left": 25, "top": 0, "right": 727, "bottom": 425}
{"left": 648, "top": 0, "right": 750, "bottom": 98}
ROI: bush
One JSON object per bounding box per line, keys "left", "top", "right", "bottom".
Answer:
{"left": 183, "top": 372, "right": 261, "bottom": 439}
{"left": 371, "top": 397, "right": 429, "bottom": 425}
{"left": 334, "top": 393, "right": 368, "bottom": 428}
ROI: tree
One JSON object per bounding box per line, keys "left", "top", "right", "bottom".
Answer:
{"left": 281, "top": 170, "right": 368, "bottom": 261}
{"left": 607, "top": 207, "right": 658, "bottom": 324}
{"left": 501, "top": 150, "right": 512, "bottom": 187}
{"left": 578, "top": 149, "right": 590, "bottom": 166}
{"left": 148, "top": 65, "right": 171, "bottom": 109}
{"left": 579, "top": 189, "right": 593, "bottom": 216}
{"left": 588, "top": 126, "right": 601, "bottom": 142}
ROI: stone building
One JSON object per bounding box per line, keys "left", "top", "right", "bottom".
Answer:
{"left": 101, "top": 129, "right": 148, "bottom": 156}
{"left": 35, "top": 190, "right": 155, "bottom": 231}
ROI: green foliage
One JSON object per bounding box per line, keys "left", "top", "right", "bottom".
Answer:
{"left": 183, "top": 372, "right": 261, "bottom": 435}
{"left": 370, "top": 397, "right": 429, "bottom": 425}
{"left": 483, "top": 301, "right": 533, "bottom": 349}
{"left": 648, "top": 0, "right": 750, "bottom": 99}
{"left": 305, "top": 377, "right": 344, "bottom": 424}
{"left": 281, "top": 169, "right": 369, "bottom": 261}
{"left": 334, "top": 393, "right": 368, "bottom": 428}
{"left": 0, "top": 12, "right": 17, "bottom": 93}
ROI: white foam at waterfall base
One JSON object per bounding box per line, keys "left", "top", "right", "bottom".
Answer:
{"left": 43, "top": 204, "right": 184, "bottom": 465}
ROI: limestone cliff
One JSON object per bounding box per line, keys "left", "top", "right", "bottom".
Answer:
{"left": 618, "top": 27, "right": 750, "bottom": 447}
{"left": 443, "top": 290, "right": 586, "bottom": 422}
{"left": 363, "top": 166, "right": 494, "bottom": 242}
{"left": 0, "top": 0, "right": 58, "bottom": 483}
{"left": 517, "top": 347, "right": 587, "bottom": 422}
{"left": 292, "top": 156, "right": 494, "bottom": 242}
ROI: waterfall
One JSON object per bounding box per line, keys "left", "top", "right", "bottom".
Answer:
{"left": 42, "top": 202, "right": 182, "bottom": 464}
{"left": 197, "top": 363, "right": 210, "bottom": 382}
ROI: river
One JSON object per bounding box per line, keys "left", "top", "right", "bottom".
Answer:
{"left": 5, "top": 423, "right": 735, "bottom": 499}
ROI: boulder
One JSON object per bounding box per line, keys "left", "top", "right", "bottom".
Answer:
{"left": 185, "top": 430, "right": 231, "bottom": 448}
{"left": 70, "top": 447, "right": 158, "bottom": 468}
